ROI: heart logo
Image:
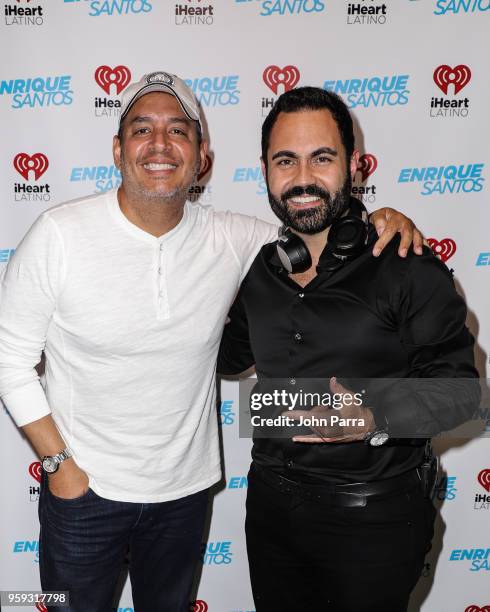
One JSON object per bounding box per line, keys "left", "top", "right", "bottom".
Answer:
{"left": 94, "top": 65, "right": 131, "bottom": 95}
{"left": 28, "top": 461, "right": 42, "bottom": 483}
{"left": 198, "top": 154, "right": 213, "bottom": 181}
{"left": 263, "top": 65, "right": 300, "bottom": 95}
{"left": 190, "top": 601, "right": 208, "bottom": 612}
{"left": 13, "top": 153, "right": 49, "bottom": 181}
{"left": 433, "top": 64, "right": 471, "bottom": 95}
{"left": 427, "top": 238, "right": 457, "bottom": 263}
{"left": 357, "top": 154, "right": 377, "bottom": 182}
{"left": 477, "top": 469, "right": 490, "bottom": 493}
{"left": 35, "top": 602, "right": 48, "bottom": 612}
{"left": 465, "top": 606, "right": 490, "bottom": 612}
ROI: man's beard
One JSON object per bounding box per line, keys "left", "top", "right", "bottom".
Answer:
{"left": 119, "top": 151, "right": 200, "bottom": 204}
{"left": 267, "top": 175, "right": 352, "bottom": 235}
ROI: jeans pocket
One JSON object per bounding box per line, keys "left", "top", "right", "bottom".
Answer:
{"left": 47, "top": 486, "right": 94, "bottom": 504}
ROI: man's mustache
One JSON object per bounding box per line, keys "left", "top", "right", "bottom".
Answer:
{"left": 281, "top": 184, "right": 331, "bottom": 203}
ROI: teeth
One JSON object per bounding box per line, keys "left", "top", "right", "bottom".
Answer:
{"left": 143, "top": 163, "right": 176, "bottom": 170}
{"left": 290, "top": 196, "right": 319, "bottom": 204}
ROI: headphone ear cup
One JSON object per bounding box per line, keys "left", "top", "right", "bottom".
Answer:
{"left": 328, "top": 216, "right": 367, "bottom": 260}
{"left": 276, "top": 232, "right": 312, "bottom": 273}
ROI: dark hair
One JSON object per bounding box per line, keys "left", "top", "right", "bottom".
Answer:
{"left": 261, "top": 86, "right": 354, "bottom": 168}
{"left": 117, "top": 116, "right": 202, "bottom": 145}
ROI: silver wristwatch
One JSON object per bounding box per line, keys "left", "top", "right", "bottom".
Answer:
{"left": 364, "top": 430, "right": 389, "bottom": 447}
{"left": 41, "top": 448, "right": 73, "bottom": 474}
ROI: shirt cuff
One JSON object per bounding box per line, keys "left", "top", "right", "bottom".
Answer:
{"left": 3, "top": 382, "right": 51, "bottom": 427}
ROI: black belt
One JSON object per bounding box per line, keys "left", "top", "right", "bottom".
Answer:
{"left": 252, "top": 464, "right": 421, "bottom": 508}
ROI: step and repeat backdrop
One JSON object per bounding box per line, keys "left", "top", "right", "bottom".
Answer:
{"left": 1, "top": 1, "right": 489, "bottom": 611}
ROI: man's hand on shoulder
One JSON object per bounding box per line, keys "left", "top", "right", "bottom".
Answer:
{"left": 284, "top": 378, "right": 376, "bottom": 444}
{"left": 370, "top": 207, "right": 424, "bottom": 258}
{"left": 47, "top": 459, "right": 89, "bottom": 500}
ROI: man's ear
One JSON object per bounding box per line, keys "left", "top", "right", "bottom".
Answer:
{"left": 260, "top": 157, "right": 267, "bottom": 181}
{"left": 199, "top": 139, "right": 209, "bottom": 173}
{"left": 349, "top": 150, "right": 360, "bottom": 182}
{"left": 113, "top": 135, "right": 121, "bottom": 169}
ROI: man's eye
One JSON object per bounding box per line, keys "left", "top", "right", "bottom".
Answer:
{"left": 278, "top": 159, "right": 293, "bottom": 166}
{"left": 171, "top": 128, "right": 187, "bottom": 136}
{"left": 315, "top": 156, "right": 331, "bottom": 164}
{"left": 134, "top": 127, "right": 150, "bottom": 135}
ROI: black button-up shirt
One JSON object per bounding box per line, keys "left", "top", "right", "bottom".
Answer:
{"left": 218, "top": 230, "right": 479, "bottom": 483}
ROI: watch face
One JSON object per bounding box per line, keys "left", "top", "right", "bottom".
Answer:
{"left": 42, "top": 457, "right": 58, "bottom": 473}
{"left": 370, "top": 432, "right": 389, "bottom": 447}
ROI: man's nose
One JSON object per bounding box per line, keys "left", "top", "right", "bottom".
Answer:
{"left": 150, "top": 129, "right": 171, "bottom": 150}
{"left": 293, "top": 160, "right": 315, "bottom": 187}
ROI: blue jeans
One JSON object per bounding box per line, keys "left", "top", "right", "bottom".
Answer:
{"left": 38, "top": 474, "right": 208, "bottom": 612}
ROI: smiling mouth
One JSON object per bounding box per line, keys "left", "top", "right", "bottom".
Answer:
{"left": 288, "top": 195, "right": 322, "bottom": 207}
{"left": 143, "top": 162, "right": 178, "bottom": 171}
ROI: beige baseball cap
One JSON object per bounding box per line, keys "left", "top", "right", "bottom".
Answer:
{"left": 119, "top": 71, "right": 202, "bottom": 129}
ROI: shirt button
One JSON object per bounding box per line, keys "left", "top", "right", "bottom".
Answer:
{"left": 158, "top": 267, "right": 164, "bottom": 275}
{"left": 290, "top": 378, "right": 296, "bottom": 385}
{"left": 159, "top": 290, "right": 164, "bottom": 297}
{"left": 298, "top": 293, "right": 304, "bottom": 298}
{"left": 286, "top": 460, "right": 294, "bottom": 469}
{"left": 294, "top": 332, "right": 303, "bottom": 343}
{"left": 159, "top": 243, "right": 164, "bottom": 251}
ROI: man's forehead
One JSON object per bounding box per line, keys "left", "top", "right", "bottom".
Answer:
{"left": 269, "top": 109, "right": 342, "bottom": 150}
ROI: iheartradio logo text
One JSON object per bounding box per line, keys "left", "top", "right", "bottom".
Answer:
{"left": 28, "top": 461, "right": 41, "bottom": 503}
{"left": 261, "top": 64, "right": 300, "bottom": 116}
{"left": 427, "top": 238, "right": 456, "bottom": 263}
{"left": 352, "top": 154, "right": 378, "bottom": 204}
{"left": 474, "top": 469, "right": 490, "bottom": 511}
{"left": 188, "top": 154, "right": 213, "bottom": 203}
{"left": 431, "top": 65, "right": 471, "bottom": 119}
{"left": 94, "top": 65, "right": 131, "bottom": 117}
{"left": 13, "top": 153, "right": 51, "bottom": 203}
{"left": 4, "top": 0, "right": 44, "bottom": 27}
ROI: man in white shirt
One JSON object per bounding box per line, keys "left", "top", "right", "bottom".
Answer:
{"left": 0, "top": 71, "right": 421, "bottom": 612}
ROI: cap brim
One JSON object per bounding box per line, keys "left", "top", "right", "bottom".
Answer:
{"left": 120, "top": 83, "right": 200, "bottom": 125}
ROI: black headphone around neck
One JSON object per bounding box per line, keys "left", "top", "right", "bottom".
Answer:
{"left": 276, "top": 197, "right": 369, "bottom": 274}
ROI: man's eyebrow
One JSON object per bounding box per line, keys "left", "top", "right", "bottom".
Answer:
{"left": 129, "top": 115, "right": 191, "bottom": 126}
{"left": 271, "top": 150, "right": 298, "bottom": 161}
{"left": 271, "top": 147, "right": 338, "bottom": 161}
{"left": 311, "top": 147, "right": 338, "bottom": 157}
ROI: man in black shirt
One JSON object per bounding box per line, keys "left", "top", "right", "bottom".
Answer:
{"left": 218, "top": 87, "right": 480, "bottom": 612}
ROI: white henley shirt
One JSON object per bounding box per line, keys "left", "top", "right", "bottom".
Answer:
{"left": 0, "top": 190, "right": 277, "bottom": 502}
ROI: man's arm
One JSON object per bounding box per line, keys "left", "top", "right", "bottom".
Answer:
{"left": 217, "top": 288, "right": 255, "bottom": 376}
{"left": 372, "top": 252, "right": 480, "bottom": 437}
{"left": 0, "top": 214, "right": 88, "bottom": 497}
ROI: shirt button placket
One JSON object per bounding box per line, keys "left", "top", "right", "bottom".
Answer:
{"left": 157, "top": 242, "right": 167, "bottom": 319}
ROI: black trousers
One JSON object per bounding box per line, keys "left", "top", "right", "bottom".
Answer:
{"left": 246, "top": 464, "right": 436, "bottom": 612}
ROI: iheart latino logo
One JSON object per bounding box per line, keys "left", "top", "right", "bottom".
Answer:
{"left": 13, "top": 153, "right": 49, "bottom": 181}
{"left": 190, "top": 601, "right": 208, "bottom": 612}
{"left": 357, "top": 154, "right": 377, "bottom": 182}
{"left": 35, "top": 602, "right": 48, "bottom": 612}
{"left": 433, "top": 65, "right": 471, "bottom": 95}
{"left": 427, "top": 238, "right": 457, "bottom": 263}
{"left": 94, "top": 65, "right": 131, "bottom": 95}
{"left": 263, "top": 65, "right": 300, "bottom": 95}
{"left": 477, "top": 469, "right": 490, "bottom": 493}
{"left": 29, "top": 461, "right": 42, "bottom": 483}
{"left": 465, "top": 606, "right": 490, "bottom": 612}
{"left": 197, "top": 155, "right": 212, "bottom": 181}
